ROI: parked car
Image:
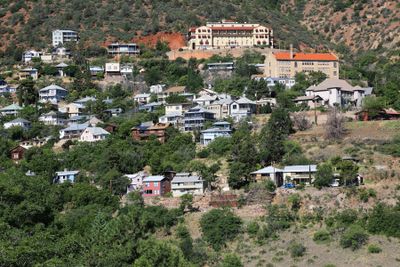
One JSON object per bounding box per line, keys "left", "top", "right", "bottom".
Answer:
{"left": 283, "top": 183, "right": 295, "bottom": 189}
{"left": 330, "top": 179, "right": 340, "bottom": 187}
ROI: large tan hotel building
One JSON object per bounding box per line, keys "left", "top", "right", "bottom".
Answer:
{"left": 188, "top": 21, "right": 273, "bottom": 50}
{"left": 264, "top": 49, "right": 339, "bottom": 79}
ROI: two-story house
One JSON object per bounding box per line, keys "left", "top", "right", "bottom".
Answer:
{"left": 171, "top": 173, "right": 205, "bottom": 197}
{"left": 59, "top": 123, "right": 89, "bottom": 139}
{"left": 0, "top": 104, "right": 22, "bottom": 116}
{"left": 39, "top": 84, "right": 68, "bottom": 103}
{"left": 200, "top": 121, "right": 232, "bottom": 145}
{"left": 301, "top": 78, "right": 373, "bottom": 109}
{"left": 230, "top": 96, "right": 256, "bottom": 122}
{"left": 142, "top": 175, "right": 171, "bottom": 197}
{"left": 134, "top": 93, "right": 151, "bottom": 105}
{"left": 183, "top": 106, "right": 215, "bottom": 131}
{"left": 79, "top": 127, "right": 110, "bottom": 142}
{"left": 4, "top": 118, "right": 31, "bottom": 130}
{"left": 39, "top": 111, "right": 66, "bottom": 126}
{"left": 131, "top": 122, "right": 171, "bottom": 143}
{"left": 125, "top": 171, "right": 148, "bottom": 193}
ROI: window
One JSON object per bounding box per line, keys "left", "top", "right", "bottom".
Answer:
{"left": 333, "top": 71, "right": 337, "bottom": 76}
{"left": 232, "top": 105, "right": 237, "bottom": 109}
{"left": 154, "top": 182, "right": 158, "bottom": 187}
{"left": 145, "top": 182, "right": 150, "bottom": 187}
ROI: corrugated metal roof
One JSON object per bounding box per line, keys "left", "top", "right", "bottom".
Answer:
{"left": 143, "top": 175, "right": 165, "bottom": 182}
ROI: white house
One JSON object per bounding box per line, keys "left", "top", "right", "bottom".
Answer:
{"left": 134, "top": 93, "right": 151, "bottom": 105}
{"left": 230, "top": 96, "right": 256, "bottom": 122}
{"left": 39, "top": 111, "right": 66, "bottom": 126}
{"left": 0, "top": 103, "right": 22, "bottom": 116}
{"left": 19, "top": 68, "right": 38, "bottom": 80}
{"left": 200, "top": 121, "right": 232, "bottom": 145}
{"left": 194, "top": 94, "right": 217, "bottom": 106}
{"left": 159, "top": 112, "right": 183, "bottom": 126}
{"left": 126, "top": 171, "right": 148, "bottom": 193}
{"left": 304, "top": 78, "right": 372, "bottom": 109}
{"left": 253, "top": 76, "right": 296, "bottom": 89}
{"left": 165, "top": 103, "right": 192, "bottom": 116}
{"left": 105, "top": 63, "right": 120, "bottom": 75}
{"left": 39, "top": 84, "right": 68, "bottom": 103}
{"left": 54, "top": 170, "right": 80, "bottom": 183}
{"left": 150, "top": 84, "right": 166, "bottom": 94}
{"left": 79, "top": 127, "right": 110, "bottom": 142}
{"left": 251, "top": 164, "right": 317, "bottom": 186}
{"left": 22, "top": 50, "right": 42, "bottom": 63}
{"left": 59, "top": 123, "right": 89, "bottom": 139}
{"left": 56, "top": 62, "right": 68, "bottom": 77}
{"left": 52, "top": 29, "right": 79, "bottom": 47}
{"left": 4, "top": 118, "right": 31, "bottom": 130}
{"left": 171, "top": 173, "right": 205, "bottom": 197}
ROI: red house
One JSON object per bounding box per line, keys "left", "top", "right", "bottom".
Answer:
{"left": 131, "top": 122, "right": 171, "bottom": 143}
{"left": 10, "top": 145, "right": 26, "bottom": 162}
{"left": 142, "top": 175, "right": 171, "bottom": 197}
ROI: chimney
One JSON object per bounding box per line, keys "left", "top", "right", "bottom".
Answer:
{"left": 290, "top": 44, "right": 293, "bottom": 59}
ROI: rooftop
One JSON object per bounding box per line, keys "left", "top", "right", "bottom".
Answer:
{"left": 172, "top": 175, "right": 203, "bottom": 183}
{"left": 143, "top": 175, "right": 165, "bottom": 182}
{"left": 40, "top": 84, "right": 67, "bottom": 92}
{"left": 306, "top": 78, "right": 360, "bottom": 92}
{"left": 274, "top": 52, "right": 338, "bottom": 61}
{"left": 0, "top": 103, "right": 22, "bottom": 111}
{"left": 6, "top": 118, "right": 30, "bottom": 124}
{"left": 83, "top": 127, "right": 110, "bottom": 136}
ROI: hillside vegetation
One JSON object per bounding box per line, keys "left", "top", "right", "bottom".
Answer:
{"left": 0, "top": 0, "right": 333, "bottom": 52}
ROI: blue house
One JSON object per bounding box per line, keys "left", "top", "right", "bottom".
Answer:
{"left": 54, "top": 170, "right": 80, "bottom": 183}
{"left": 200, "top": 121, "right": 232, "bottom": 145}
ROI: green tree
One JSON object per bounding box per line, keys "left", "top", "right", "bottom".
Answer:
{"left": 362, "top": 96, "right": 386, "bottom": 119}
{"left": 17, "top": 78, "right": 37, "bottom": 106}
{"left": 314, "top": 163, "right": 333, "bottom": 189}
{"left": 229, "top": 122, "right": 258, "bottom": 188}
{"left": 200, "top": 209, "right": 242, "bottom": 250}
{"left": 260, "top": 108, "right": 293, "bottom": 164}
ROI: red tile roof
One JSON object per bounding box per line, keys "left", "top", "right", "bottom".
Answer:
{"left": 274, "top": 52, "right": 338, "bottom": 61}
{"left": 210, "top": 26, "right": 255, "bottom": 31}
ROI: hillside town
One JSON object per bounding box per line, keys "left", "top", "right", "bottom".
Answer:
{"left": 0, "top": 2, "right": 399, "bottom": 265}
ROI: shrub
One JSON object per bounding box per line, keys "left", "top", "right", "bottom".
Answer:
{"left": 247, "top": 221, "right": 260, "bottom": 237}
{"left": 287, "top": 193, "right": 301, "bottom": 211}
{"left": 359, "top": 188, "right": 377, "bottom": 203}
{"left": 264, "top": 180, "right": 277, "bottom": 192}
{"left": 197, "top": 148, "right": 210, "bottom": 158}
{"left": 366, "top": 203, "right": 400, "bottom": 237}
{"left": 340, "top": 225, "right": 368, "bottom": 250}
{"left": 313, "top": 229, "right": 331, "bottom": 243}
{"left": 368, "top": 244, "right": 382, "bottom": 253}
{"left": 289, "top": 242, "right": 306, "bottom": 258}
{"left": 261, "top": 205, "right": 296, "bottom": 239}
{"left": 220, "top": 253, "right": 243, "bottom": 267}
{"left": 200, "top": 209, "right": 242, "bottom": 250}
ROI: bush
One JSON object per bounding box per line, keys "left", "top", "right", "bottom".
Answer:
{"left": 247, "top": 221, "right": 260, "bottom": 237}
{"left": 359, "top": 188, "right": 376, "bottom": 203}
{"left": 313, "top": 229, "right": 331, "bottom": 243}
{"left": 287, "top": 193, "right": 301, "bottom": 211}
{"left": 264, "top": 180, "right": 277, "bottom": 192}
{"left": 200, "top": 209, "right": 242, "bottom": 250}
{"left": 197, "top": 148, "right": 210, "bottom": 158}
{"left": 289, "top": 242, "right": 306, "bottom": 258}
{"left": 340, "top": 225, "right": 368, "bottom": 250}
{"left": 367, "top": 244, "right": 382, "bottom": 254}
{"left": 314, "top": 163, "right": 333, "bottom": 189}
{"left": 220, "top": 253, "right": 243, "bottom": 267}
{"left": 366, "top": 203, "right": 400, "bottom": 237}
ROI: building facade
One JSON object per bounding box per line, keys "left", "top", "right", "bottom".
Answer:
{"left": 188, "top": 21, "right": 273, "bottom": 50}
{"left": 131, "top": 122, "right": 171, "bottom": 143}
{"left": 200, "top": 121, "right": 232, "bottom": 145}
{"left": 183, "top": 106, "right": 215, "bottom": 131}
{"left": 52, "top": 30, "right": 79, "bottom": 47}
{"left": 54, "top": 170, "right": 80, "bottom": 183}
{"left": 264, "top": 50, "right": 339, "bottom": 79}
{"left": 142, "top": 175, "right": 171, "bottom": 197}
{"left": 39, "top": 84, "right": 68, "bottom": 103}
{"left": 107, "top": 43, "right": 140, "bottom": 55}
{"left": 171, "top": 173, "right": 205, "bottom": 197}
